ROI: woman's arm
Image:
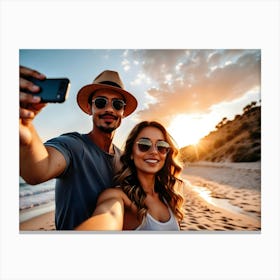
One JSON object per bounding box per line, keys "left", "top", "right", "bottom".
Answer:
{"left": 75, "top": 188, "right": 127, "bottom": 231}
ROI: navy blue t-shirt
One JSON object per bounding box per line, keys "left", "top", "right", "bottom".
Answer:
{"left": 45, "top": 132, "right": 120, "bottom": 230}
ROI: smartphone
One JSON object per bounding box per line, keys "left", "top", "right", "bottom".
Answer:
{"left": 27, "top": 77, "right": 71, "bottom": 103}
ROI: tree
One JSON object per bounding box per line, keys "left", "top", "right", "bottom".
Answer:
{"left": 243, "top": 101, "right": 258, "bottom": 114}
{"left": 215, "top": 117, "right": 228, "bottom": 130}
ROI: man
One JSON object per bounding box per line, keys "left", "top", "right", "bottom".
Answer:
{"left": 20, "top": 66, "right": 138, "bottom": 230}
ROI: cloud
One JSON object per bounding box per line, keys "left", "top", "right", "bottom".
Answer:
{"left": 128, "top": 49, "right": 260, "bottom": 126}
{"left": 121, "top": 58, "right": 130, "bottom": 71}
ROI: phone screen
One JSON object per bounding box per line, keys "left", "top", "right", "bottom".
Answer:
{"left": 28, "top": 77, "right": 71, "bottom": 103}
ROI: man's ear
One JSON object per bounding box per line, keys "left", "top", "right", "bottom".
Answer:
{"left": 86, "top": 103, "right": 93, "bottom": 115}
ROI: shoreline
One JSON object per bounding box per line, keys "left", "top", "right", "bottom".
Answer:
{"left": 20, "top": 201, "right": 55, "bottom": 223}
{"left": 19, "top": 161, "right": 261, "bottom": 231}
{"left": 180, "top": 176, "right": 260, "bottom": 231}
{"left": 180, "top": 161, "right": 261, "bottom": 231}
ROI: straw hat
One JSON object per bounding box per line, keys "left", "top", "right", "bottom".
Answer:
{"left": 77, "top": 70, "right": 138, "bottom": 117}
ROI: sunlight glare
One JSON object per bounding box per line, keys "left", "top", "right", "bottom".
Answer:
{"left": 168, "top": 114, "right": 213, "bottom": 148}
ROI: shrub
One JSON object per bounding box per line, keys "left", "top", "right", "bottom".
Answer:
{"left": 251, "top": 142, "right": 260, "bottom": 148}
{"left": 231, "top": 145, "right": 260, "bottom": 162}
{"left": 214, "top": 138, "right": 225, "bottom": 149}
{"left": 250, "top": 130, "right": 261, "bottom": 140}
{"left": 240, "top": 122, "right": 250, "bottom": 130}
{"left": 226, "top": 133, "right": 234, "bottom": 141}
{"left": 226, "top": 145, "right": 235, "bottom": 154}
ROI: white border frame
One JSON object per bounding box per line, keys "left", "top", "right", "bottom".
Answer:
{"left": 1, "top": 1, "right": 279, "bottom": 279}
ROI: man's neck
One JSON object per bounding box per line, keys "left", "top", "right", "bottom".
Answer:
{"left": 87, "top": 129, "right": 115, "bottom": 154}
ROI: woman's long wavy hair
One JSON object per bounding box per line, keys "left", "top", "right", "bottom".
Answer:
{"left": 114, "top": 121, "right": 185, "bottom": 222}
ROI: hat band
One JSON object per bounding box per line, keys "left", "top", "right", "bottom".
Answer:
{"left": 99, "top": 81, "right": 122, "bottom": 88}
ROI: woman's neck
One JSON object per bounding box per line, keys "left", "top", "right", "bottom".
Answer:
{"left": 137, "top": 173, "right": 156, "bottom": 196}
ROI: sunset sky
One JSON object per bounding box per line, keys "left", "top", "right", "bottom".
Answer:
{"left": 20, "top": 49, "right": 261, "bottom": 148}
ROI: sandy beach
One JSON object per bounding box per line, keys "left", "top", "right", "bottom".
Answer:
{"left": 20, "top": 161, "right": 261, "bottom": 231}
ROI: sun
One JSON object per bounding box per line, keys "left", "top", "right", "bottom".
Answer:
{"left": 168, "top": 114, "right": 212, "bottom": 148}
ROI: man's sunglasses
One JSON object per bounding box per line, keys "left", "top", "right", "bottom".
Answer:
{"left": 92, "top": 97, "right": 126, "bottom": 111}
{"left": 136, "top": 138, "right": 170, "bottom": 155}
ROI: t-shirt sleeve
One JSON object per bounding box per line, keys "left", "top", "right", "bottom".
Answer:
{"left": 44, "top": 133, "right": 81, "bottom": 177}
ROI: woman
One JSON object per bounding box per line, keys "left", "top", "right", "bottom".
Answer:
{"left": 76, "top": 121, "right": 185, "bottom": 231}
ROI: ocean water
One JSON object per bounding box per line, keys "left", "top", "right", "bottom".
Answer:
{"left": 19, "top": 177, "right": 55, "bottom": 210}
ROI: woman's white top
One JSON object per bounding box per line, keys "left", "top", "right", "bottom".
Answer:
{"left": 135, "top": 206, "right": 180, "bottom": 231}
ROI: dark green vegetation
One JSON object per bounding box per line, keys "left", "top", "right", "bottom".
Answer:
{"left": 179, "top": 102, "right": 261, "bottom": 163}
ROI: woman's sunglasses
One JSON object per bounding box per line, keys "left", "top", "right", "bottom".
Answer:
{"left": 136, "top": 138, "right": 170, "bottom": 155}
{"left": 92, "top": 97, "right": 126, "bottom": 111}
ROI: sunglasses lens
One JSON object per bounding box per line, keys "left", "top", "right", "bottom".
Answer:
{"left": 94, "top": 97, "right": 107, "bottom": 109}
{"left": 136, "top": 139, "right": 152, "bottom": 152}
{"left": 156, "top": 141, "right": 170, "bottom": 154}
{"left": 112, "top": 100, "right": 125, "bottom": 111}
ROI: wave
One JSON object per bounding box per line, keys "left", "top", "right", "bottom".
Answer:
{"left": 20, "top": 178, "right": 55, "bottom": 195}
{"left": 19, "top": 179, "right": 55, "bottom": 210}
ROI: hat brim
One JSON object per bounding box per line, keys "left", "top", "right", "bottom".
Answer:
{"left": 77, "top": 83, "right": 138, "bottom": 117}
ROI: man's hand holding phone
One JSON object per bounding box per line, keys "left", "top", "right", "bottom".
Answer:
{"left": 20, "top": 66, "right": 50, "bottom": 145}
{"left": 20, "top": 66, "right": 70, "bottom": 119}
{"left": 20, "top": 65, "right": 70, "bottom": 146}
{"left": 20, "top": 66, "right": 47, "bottom": 120}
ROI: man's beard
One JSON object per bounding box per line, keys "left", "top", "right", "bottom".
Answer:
{"left": 97, "top": 124, "right": 116, "bottom": 133}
